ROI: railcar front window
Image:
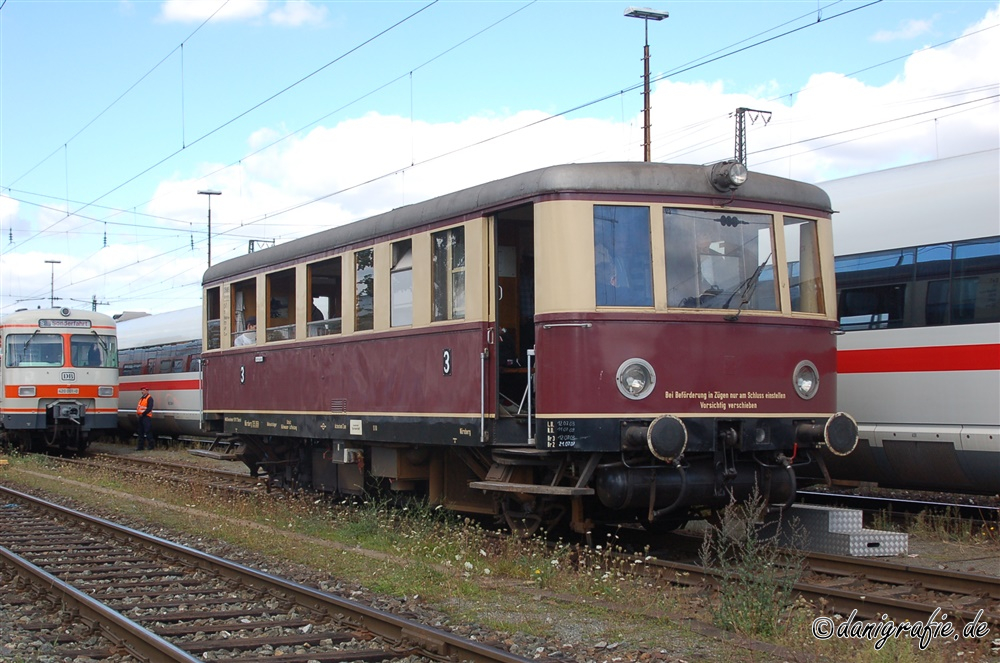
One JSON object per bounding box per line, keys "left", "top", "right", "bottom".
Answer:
{"left": 594, "top": 205, "right": 653, "bottom": 307}
{"left": 664, "top": 209, "right": 777, "bottom": 310}
{"left": 5, "top": 333, "right": 64, "bottom": 367}
{"left": 70, "top": 334, "right": 118, "bottom": 368}
{"left": 785, "top": 217, "right": 826, "bottom": 314}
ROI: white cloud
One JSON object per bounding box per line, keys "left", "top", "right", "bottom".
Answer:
{"left": 269, "top": 1, "right": 327, "bottom": 27}
{"left": 159, "top": 0, "right": 326, "bottom": 25}
{"left": 871, "top": 18, "right": 935, "bottom": 43}
{"left": 159, "top": 0, "right": 267, "bottom": 23}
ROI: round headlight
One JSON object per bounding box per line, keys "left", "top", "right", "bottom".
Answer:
{"left": 616, "top": 358, "right": 656, "bottom": 400}
{"left": 792, "top": 360, "right": 819, "bottom": 400}
{"left": 710, "top": 161, "right": 749, "bottom": 191}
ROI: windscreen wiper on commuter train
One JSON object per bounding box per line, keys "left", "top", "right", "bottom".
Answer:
{"left": 724, "top": 253, "right": 771, "bottom": 322}
{"left": 90, "top": 330, "right": 109, "bottom": 352}
{"left": 20, "top": 329, "right": 40, "bottom": 350}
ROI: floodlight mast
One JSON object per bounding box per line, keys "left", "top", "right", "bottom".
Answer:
{"left": 625, "top": 7, "right": 669, "bottom": 162}
{"left": 198, "top": 190, "right": 222, "bottom": 268}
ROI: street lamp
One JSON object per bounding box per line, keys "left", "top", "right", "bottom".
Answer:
{"left": 198, "top": 189, "right": 222, "bottom": 268}
{"left": 44, "top": 259, "right": 61, "bottom": 308}
{"left": 625, "top": 6, "right": 669, "bottom": 162}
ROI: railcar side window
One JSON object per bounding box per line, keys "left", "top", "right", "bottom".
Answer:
{"left": 785, "top": 217, "right": 826, "bottom": 314}
{"left": 594, "top": 205, "right": 653, "bottom": 307}
{"left": 266, "top": 268, "right": 296, "bottom": 342}
{"left": 664, "top": 208, "right": 777, "bottom": 311}
{"left": 391, "top": 239, "right": 413, "bottom": 327}
{"left": 5, "top": 333, "right": 64, "bottom": 367}
{"left": 308, "top": 257, "right": 342, "bottom": 337}
{"left": 835, "top": 237, "right": 1000, "bottom": 329}
{"left": 231, "top": 278, "right": 257, "bottom": 345}
{"left": 355, "top": 248, "right": 375, "bottom": 331}
{"left": 432, "top": 227, "right": 465, "bottom": 321}
{"left": 952, "top": 237, "right": 1000, "bottom": 324}
{"left": 206, "top": 287, "right": 221, "bottom": 350}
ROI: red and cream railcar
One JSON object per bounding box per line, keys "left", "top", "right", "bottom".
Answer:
{"left": 820, "top": 150, "right": 1000, "bottom": 495}
{"left": 0, "top": 307, "right": 119, "bottom": 452}
{"left": 201, "top": 161, "right": 857, "bottom": 534}
{"left": 116, "top": 306, "right": 203, "bottom": 439}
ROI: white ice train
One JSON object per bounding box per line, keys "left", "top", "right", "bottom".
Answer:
{"left": 817, "top": 149, "right": 1000, "bottom": 495}
{"left": 115, "top": 306, "right": 204, "bottom": 439}
{"left": 0, "top": 307, "right": 119, "bottom": 452}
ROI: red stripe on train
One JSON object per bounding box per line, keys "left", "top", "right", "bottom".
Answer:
{"left": 838, "top": 343, "right": 1000, "bottom": 373}
{"left": 120, "top": 379, "right": 201, "bottom": 391}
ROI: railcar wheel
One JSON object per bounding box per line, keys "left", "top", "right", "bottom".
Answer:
{"left": 501, "top": 496, "right": 566, "bottom": 538}
{"left": 502, "top": 496, "right": 542, "bottom": 538}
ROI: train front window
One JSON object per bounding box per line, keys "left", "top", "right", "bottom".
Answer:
{"left": 664, "top": 208, "right": 777, "bottom": 311}
{"left": 70, "top": 334, "right": 118, "bottom": 368}
{"left": 785, "top": 217, "right": 826, "bottom": 314}
{"left": 5, "top": 333, "right": 64, "bottom": 367}
{"left": 594, "top": 205, "right": 653, "bottom": 307}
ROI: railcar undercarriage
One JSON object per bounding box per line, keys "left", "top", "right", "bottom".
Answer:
{"left": 233, "top": 432, "right": 821, "bottom": 536}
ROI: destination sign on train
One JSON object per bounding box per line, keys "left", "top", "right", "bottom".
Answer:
{"left": 38, "top": 319, "right": 93, "bottom": 328}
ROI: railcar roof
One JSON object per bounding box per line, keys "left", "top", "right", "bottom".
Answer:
{"left": 116, "top": 306, "right": 201, "bottom": 350}
{"left": 0, "top": 307, "right": 117, "bottom": 328}
{"left": 203, "top": 161, "right": 832, "bottom": 285}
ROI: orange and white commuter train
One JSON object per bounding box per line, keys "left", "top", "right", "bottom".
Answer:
{"left": 0, "top": 307, "right": 119, "bottom": 452}
{"left": 818, "top": 149, "right": 1000, "bottom": 495}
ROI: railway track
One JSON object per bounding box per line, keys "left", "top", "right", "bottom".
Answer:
{"left": 638, "top": 541, "right": 1000, "bottom": 632}
{"left": 0, "top": 484, "right": 535, "bottom": 663}
{"left": 797, "top": 489, "right": 1000, "bottom": 525}
{"left": 76, "top": 451, "right": 269, "bottom": 493}
{"left": 18, "top": 450, "right": 1000, "bottom": 640}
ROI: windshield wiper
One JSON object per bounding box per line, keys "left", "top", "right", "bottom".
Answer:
{"left": 724, "top": 253, "right": 771, "bottom": 322}
{"left": 90, "top": 330, "right": 109, "bottom": 352}
{"left": 21, "top": 329, "right": 40, "bottom": 351}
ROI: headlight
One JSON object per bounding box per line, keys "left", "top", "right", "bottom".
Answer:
{"left": 792, "top": 360, "right": 819, "bottom": 400}
{"left": 710, "top": 161, "right": 748, "bottom": 191}
{"left": 18, "top": 386, "right": 36, "bottom": 397}
{"left": 98, "top": 386, "right": 115, "bottom": 397}
{"left": 616, "top": 358, "right": 656, "bottom": 400}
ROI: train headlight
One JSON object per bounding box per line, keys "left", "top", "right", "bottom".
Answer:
{"left": 18, "top": 386, "right": 36, "bottom": 397}
{"left": 616, "top": 358, "right": 656, "bottom": 400}
{"left": 98, "top": 386, "right": 114, "bottom": 397}
{"left": 710, "top": 161, "right": 749, "bottom": 191}
{"left": 792, "top": 360, "right": 819, "bottom": 400}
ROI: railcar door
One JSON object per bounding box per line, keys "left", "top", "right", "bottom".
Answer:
{"left": 491, "top": 206, "right": 536, "bottom": 447}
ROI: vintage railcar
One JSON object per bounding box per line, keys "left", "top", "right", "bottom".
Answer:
{"left": 0, "top": 307, "right": 119, "bottom": 452}
{"left": 820, "top": 150, "right": 1000, "bottom": 495}
{"left": 201, "top": 161, "right": 857, "bottom": 534}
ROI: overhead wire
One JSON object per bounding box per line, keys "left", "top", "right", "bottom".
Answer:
{"left": 2, "top": 1, "right": 993, "bottom": 312}
{"left": 2, "top": 0, "right": 233, "bottom": 191}
{"left": 7, "top": 1, "right": 441, "bottom": 254}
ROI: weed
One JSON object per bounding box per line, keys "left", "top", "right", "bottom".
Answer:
{"left": 698, "top": 488, "right": 804, "bottom": 639}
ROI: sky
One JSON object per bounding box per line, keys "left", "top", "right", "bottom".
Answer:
{"left": 0, "top": 0, "right": 997, "bottom": 318}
